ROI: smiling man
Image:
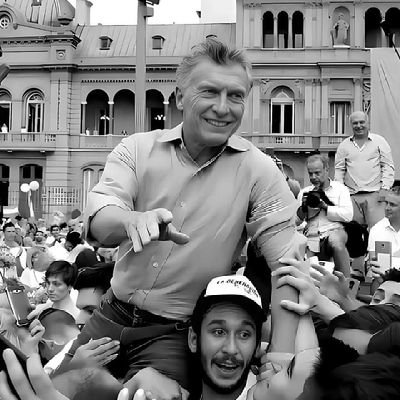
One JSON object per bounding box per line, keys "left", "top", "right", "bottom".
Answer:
{"left": 335, "top": 111, "right": 394, "bottom": 228}
{"left": 79, "top": 38, "right": 301, "bottom": 393}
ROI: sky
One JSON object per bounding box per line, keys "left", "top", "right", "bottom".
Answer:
{"left": 68, "top": 0, "right": 202, "bottom": 25}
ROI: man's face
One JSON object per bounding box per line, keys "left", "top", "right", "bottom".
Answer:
{"left": 46, "top": 274, "right": 70, "bottom": 303}
{"left": 4, "top": 227, "right": 16, "bottom": 242}
{"left": 384, "top": 193, "right": 400, "bottom": 221}
{"left": 75, "top": 287, "right": 104, "bottom": 325}
{"left": 34, "top": 231, "right": 45, "bottom": 243}
{"left": 307, "top": 160, "right": 328, "bottom": 188}
{"left": 176, "top": 59, "right": 250, "bottom": 152}
{"left": 188, "top": 302, "right": 258, "bottom": 395}
{"left": 350, "top": 112, "right": 369, "bottom": 137}
{"left": 370, "top": 281, "right": 400, "bottom": 306}
{"left": 50, "top": 226, "right": 60, "bottom": 238}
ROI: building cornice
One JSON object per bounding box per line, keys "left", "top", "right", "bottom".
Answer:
{"left": 0, "top": 34, "right": 81, "bottom": 48}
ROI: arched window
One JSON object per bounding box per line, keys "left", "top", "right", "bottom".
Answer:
{"left": 292, "top": 11, "right": 304, "bottom": 48}
{"left": 25, "top": 91, "right": 44, "bottom": 132}
{"left": 262, "top": 12, "right": 274, "bottom": 48}
{"left": 82, "top": 165, "right": 104, "bottom": 209}
{"left": 0, "top": 90, "right": 11, "bottom": 132}
{"left": 270, "top": 87, "right": 294, "bottom": 134}
{"left": 278, "top": 12, "right": 289, "bottom": 48}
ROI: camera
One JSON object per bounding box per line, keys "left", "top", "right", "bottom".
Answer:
{"left": 305, "top": 190, "right": 323, "bottom": 208}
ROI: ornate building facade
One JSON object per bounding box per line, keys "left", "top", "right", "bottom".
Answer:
{"left": 0, "top": 0, "right": 399, "bottom": 219}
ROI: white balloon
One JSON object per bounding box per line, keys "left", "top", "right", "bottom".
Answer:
{"left": 29, "top": 180, "right": 40, "bottom": 191}
{"left": 20, "top": 183, "right": 30, "bottom": 193}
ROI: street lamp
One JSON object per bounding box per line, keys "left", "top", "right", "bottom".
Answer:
{"left": 20, "top": 181, "right": 40, "bottom": 219}
{"left": 135, "top": 0, "right": 160, "bottom": 133}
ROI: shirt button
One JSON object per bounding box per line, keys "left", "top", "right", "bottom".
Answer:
{"left": 152, "top": 262, "right": 158, "bottom": 268}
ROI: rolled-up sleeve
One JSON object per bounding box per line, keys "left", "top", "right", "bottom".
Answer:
{"left": 83, "top": 138, "right": 139, "bottom": 243}
{"left": 326, "top": 184, "right": 353, "bottom": 222}
{"left": 377, "top": 136, "right": 395, "bottom": 190}
{"left": 246, "top": 156, "right": 298, "bottom": 264}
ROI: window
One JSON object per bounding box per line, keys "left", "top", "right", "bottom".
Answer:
{"left": 330, "top": 102, "right": 351, "bottom": 134}
{"left": 0, "top": 14, "right": 11, "bottom": 30}
{"left": 270, "top": 87, "right": 294, "bottom": 134}
{"left": 25, "top": 91, "right": 44, "bottom": 133}
{"left": 82, "top": 166, "right": 104, "bottom": 209}
{"left": 99, "top": 36, "right": 112, "bottom": 50}
{"left": 152, "top": 35, "right": 165, "bottom": 50}
{"left": 22, "top": 164, "right": 43, "bottom": 180}
{"left": 0, "top": 90, "right": 11, "bottom": 132}
{"left": 32, "top": 0, "right": 42, "bottom": 5}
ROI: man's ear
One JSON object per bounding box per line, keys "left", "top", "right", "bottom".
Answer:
{"left": 188, "top": 326, "right": 198, "bottom": 354}
{"left": 175, "top": 87, "right": 183, "bottom": 111}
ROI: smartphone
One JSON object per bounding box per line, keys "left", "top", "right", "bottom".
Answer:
{"left": 0, "top": 332, "right": 28, "bottom": 396}
{"left": 318, "top": 261, "right": 335, "bottom": 274}
{"left": 375, "top": 241, "right": 392, "bottom": 272}
{"left": 5, "top": 285, "right": 33, "bottom": 327}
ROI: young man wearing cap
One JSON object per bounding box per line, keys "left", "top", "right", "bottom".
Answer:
{"left": 188, "top": 274, "right": 265, "bottom": 400}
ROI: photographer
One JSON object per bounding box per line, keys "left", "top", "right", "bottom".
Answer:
{"left": 297, "top": 154, "right": 353, "bottom": 276}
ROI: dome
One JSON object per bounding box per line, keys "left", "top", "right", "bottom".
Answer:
{"left": 0, "top": 0, "right": 75, "bottom": 27}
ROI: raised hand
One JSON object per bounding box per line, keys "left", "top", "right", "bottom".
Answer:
{"left": 123, "top": 209, "right": 190, "bottom": 253}
{"left": 310, "top": 263, "right": 350, "bottom": 305}
{"left": 71, "top": 337, "right": 120, "bottom": 368}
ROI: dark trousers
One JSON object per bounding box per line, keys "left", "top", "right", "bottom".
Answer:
{"left": 66, "top": 289, "right": 193, "bottom": 390}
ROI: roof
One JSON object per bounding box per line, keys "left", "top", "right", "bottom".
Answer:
{"left": 74, "top": 23, "right": 236, "bottom": 61}
{"left": 0, "top": 0, "right": 74, "bottom": 27}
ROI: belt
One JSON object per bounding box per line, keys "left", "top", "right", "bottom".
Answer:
{"left": 108, "top": 290, "right": 186, "bottom": 327}
{"left": 352, "top": 191, "right": 375, "bottom": 195}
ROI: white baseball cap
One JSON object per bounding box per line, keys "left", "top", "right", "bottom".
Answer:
{"left": 192, "top": 275, "right": 266, "bottom": 323}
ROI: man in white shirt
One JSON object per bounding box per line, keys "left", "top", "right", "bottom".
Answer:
{"left": 368, "top": 186, "right": 400, "bottom": 271}
{"left": 335, "top": 111, "right": 394, "bottom": 228}
{"left": 298, "top": 154, "right": 353, "bottom": 276}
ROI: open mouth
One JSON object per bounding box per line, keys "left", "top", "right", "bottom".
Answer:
{"left": 214, "top": 361, "right": 241, "bottom": 376}
{"left": 205, "top": 118, "right": 230, "bottom": 128}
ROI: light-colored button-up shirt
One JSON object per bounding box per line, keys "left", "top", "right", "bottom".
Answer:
{"left": 368, "top": 217, "right": 400, "bottom": 257}
{"left": 84, "top": 124, "right": 297, "bottom": 320}
{"left": 298, "top": 180, "right": 353, "bottom": 236}
{"left": 334, "top": 133, "right": 394, "bottom": 194}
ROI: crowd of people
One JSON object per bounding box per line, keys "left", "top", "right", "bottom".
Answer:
{"left": 1, "top": 38, "right": 400, "bottom": 400}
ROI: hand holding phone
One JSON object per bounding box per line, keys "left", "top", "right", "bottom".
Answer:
{"left": 5, "top": 283, "right": 33, "bottom": 327}
{"left": 375, "top": 241, "right": 392, "bottom": 273}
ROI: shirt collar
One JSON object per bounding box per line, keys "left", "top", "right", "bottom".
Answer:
{"left": 157, "top": 123, "right": 249, "bottom": 152}
{"left": 350, "top": 133, "right": 372, "bottom": 141}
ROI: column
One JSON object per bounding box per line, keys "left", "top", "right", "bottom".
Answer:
{"left": 163, "top": 100, "right": 169, "bottom": 129}
{"left": 135, "top": 0, "right": 147, "bottom": 133}
{"left": 243, "top": 6, "right": 251, "bottom": 47}
{"left": 254, "top": 5, "right": 262, "bottom": 48}
{"left": 321, "top": 78, "right": 329, "bottom": 135}
{"left": 252, "top": 80, "right": 260, "bottom": 134}
{"left": 108, "top": 101, "right": 114, "bottom": 135}
{"left": 353, "top": 79, "right": 361, "bottom": 111}
{"left": 304, "top": 6, "right": 313, "bottom": 48}
{"left": 273, "top": 16, "right": 278, "bottom": 48}
{"left": 304, "top": 80, "right": 312, "bottom": 134}
{"left": 288, "top": 15, "right": 293, "bottom": 48}
{"left": 81, "top": 102, "right": 86, "bottom": 134}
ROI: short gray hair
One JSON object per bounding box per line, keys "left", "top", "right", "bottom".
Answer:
{"left": 307, "top": 153, "right": 329, "bottom": 170}
{"left": 176, "top": 38, "right": 253, "bottom": 91}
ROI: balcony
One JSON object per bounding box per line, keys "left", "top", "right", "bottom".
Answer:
{"left": 78, "top": 133, "right": 127, "bottom": 149}
{"left": 0, "top": 131, "right": 58, "bottom": 151}
{"left": 243, "top": 134, "right": 316, "bottom": 151}
{"left": 319, "top": 134, "right": 349, "bottom": 151}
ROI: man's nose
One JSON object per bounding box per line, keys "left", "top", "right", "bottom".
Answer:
{"left": 212, "top": 93, "right": 229, "bottom": 115}
{"left": 222, "top": 334, "right": 238, "bottom": 355}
